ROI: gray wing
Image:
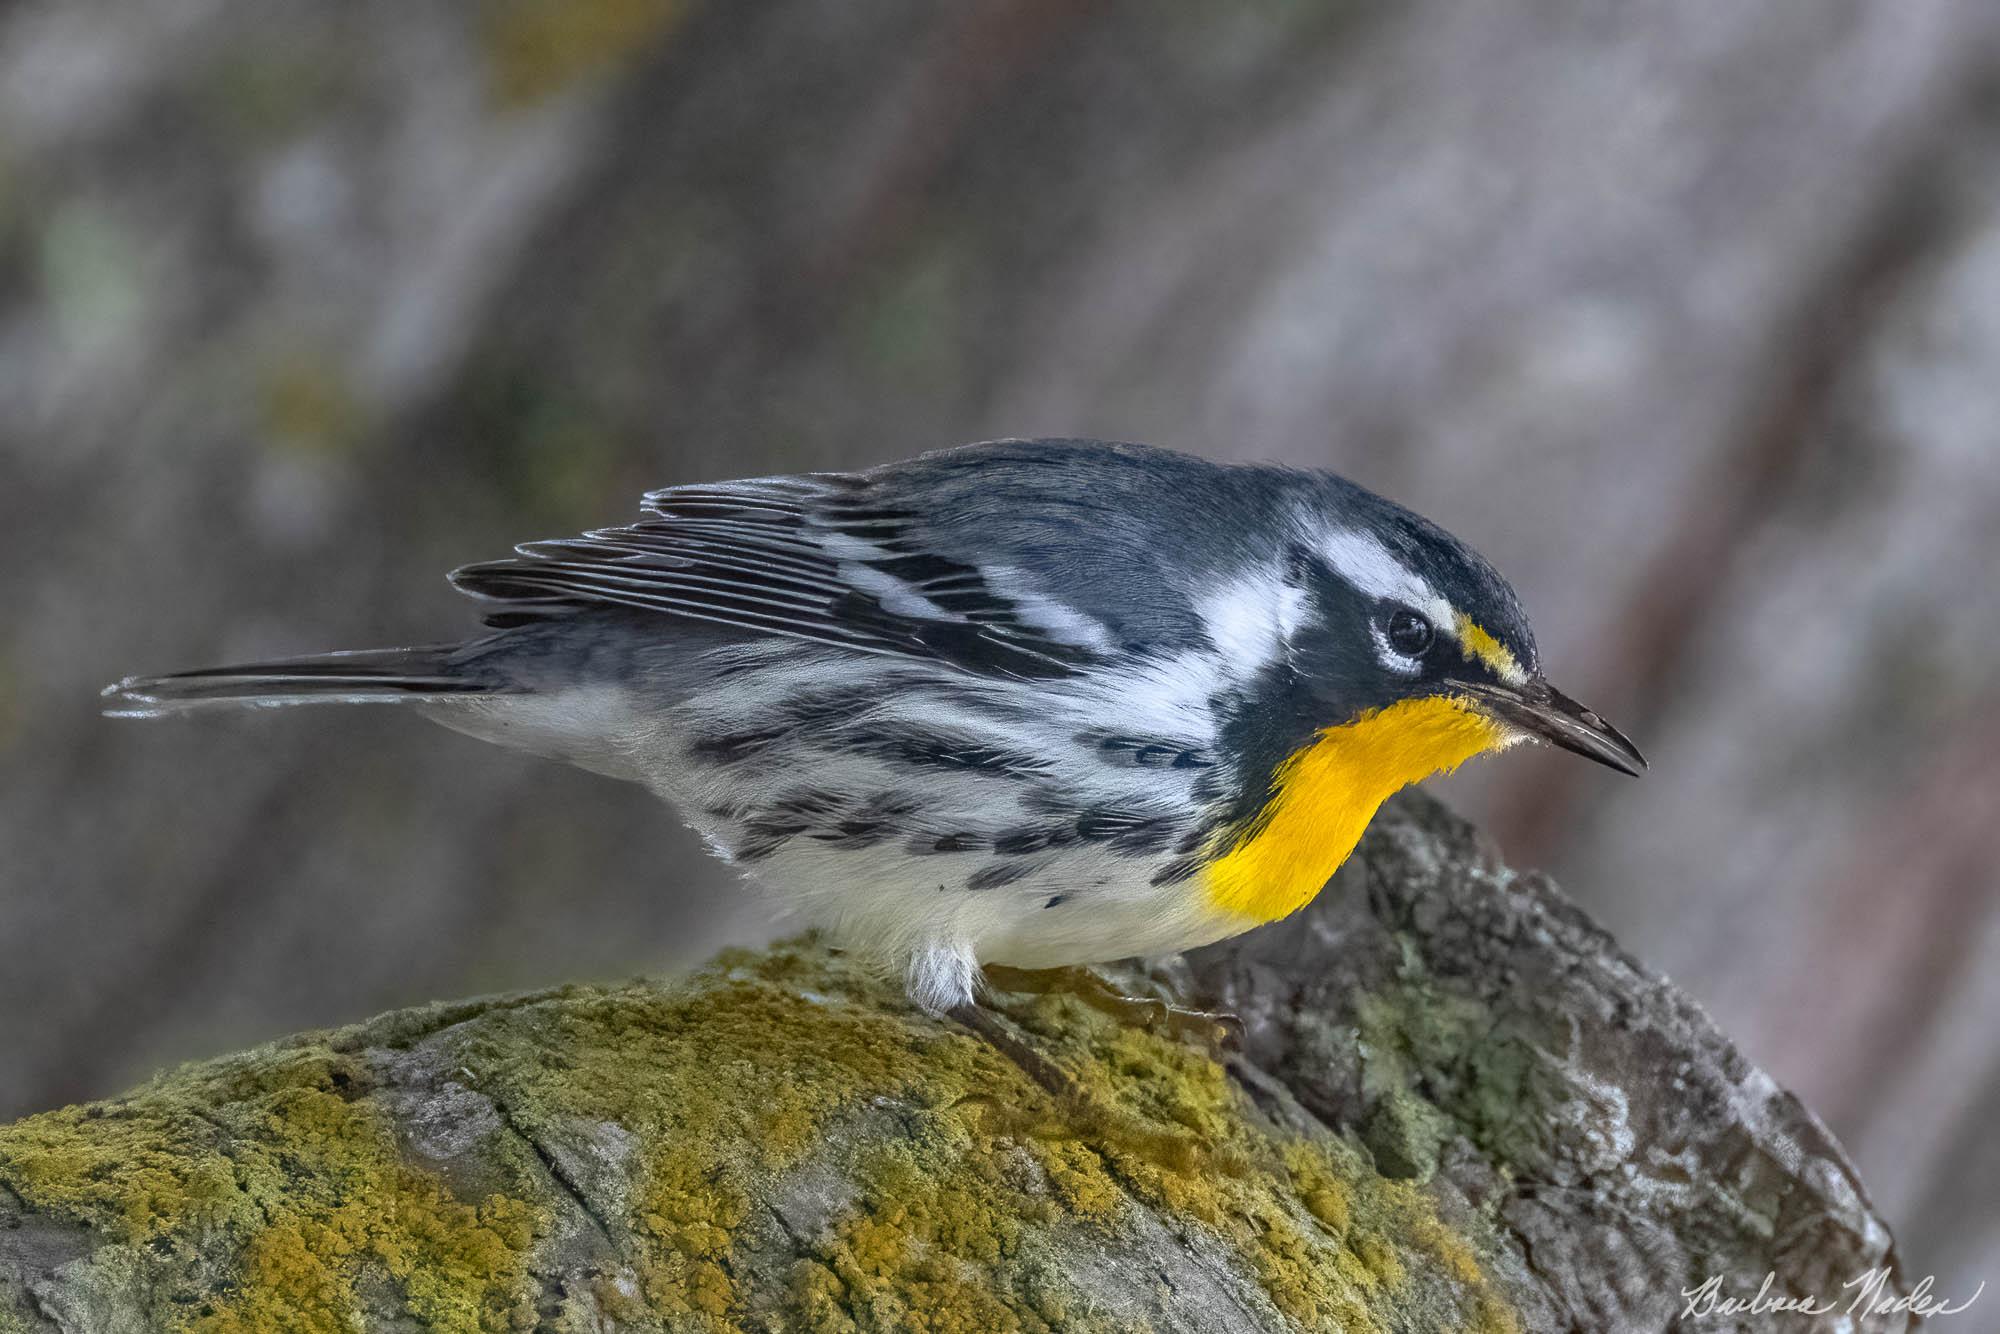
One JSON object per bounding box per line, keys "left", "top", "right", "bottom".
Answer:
{"left": 449, "top": 440, "right": 1251, "bottom": 680}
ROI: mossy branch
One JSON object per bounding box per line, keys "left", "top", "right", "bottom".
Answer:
{"left": 0, "top": 795, "right": 1904, "bottom": 1333}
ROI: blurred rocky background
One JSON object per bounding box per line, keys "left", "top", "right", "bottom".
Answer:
{"left": 3, "top": 0, "right": 1997, "bottom": 1303}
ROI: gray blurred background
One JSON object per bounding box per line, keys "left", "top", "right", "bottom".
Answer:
{"left": 5, "top": 0, "right": 1998, "bottom": 1298}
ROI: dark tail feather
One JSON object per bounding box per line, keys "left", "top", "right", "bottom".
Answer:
{"left": 103, "top": 645, "right": 493, "bottom": 717}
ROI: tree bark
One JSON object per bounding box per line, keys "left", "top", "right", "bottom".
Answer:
{"left": 0, "top": 794, "right": 1909, "bottom": 1333}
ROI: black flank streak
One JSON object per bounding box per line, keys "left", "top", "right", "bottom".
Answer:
{"left": 690, "top": 726, "right": 790, "bottom": 762}
{"left": 739, "top": 790, "right": 926, "bottom": 856}
{"left": 735, "top": 815, "right": 808, "bottom": 862}
{"left": 768, "top": 788, "right": 843, "bottom": 819}
{"left": 1043, "top": 895, "right": 1068, "bottom": 910}
{"left": 992, "top": 827, "right": 1078, "bottom": 856}
{"left": 1074, "top": 808, "right": 1148, "bottom": 836}
{"left": 968, "top": 862, "right": 1035, "bottom": 891}
{"left": 927, "top": 685, "right": 1035, "bottom": 721}
{"left": 856, "top": 792, "right": 922, "bottom": 819}
{"left": 784, "top": 691, "right": 892, "bottom": 729}
{"left": 1093, "top": 735, "right": 1213, "bottom": 769}
{"left": 1018, "top": 789, "right": 1078, "bottom": 818}
{"left": 918, "top": 833, "right": 986, "bottom": 854}
{"left": 850, "top": 729, "right": 1048, "bottom": 779}
{"left": 1149, "top": 855, "right": 1203, "bottom": 887}
{"left": 1076, "top": 810, "right": 1176, "bottom": 855}
{"left": 810, "top": 820, "right": 889, "bottom": 849}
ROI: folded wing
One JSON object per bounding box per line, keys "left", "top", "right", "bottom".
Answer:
{"left": 449, "top": 473, "right": 1110, "bottom": 680}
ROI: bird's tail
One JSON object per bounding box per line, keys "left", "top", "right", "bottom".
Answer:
{"left": 103, "top": 645, "right": 494, "bottom": 717}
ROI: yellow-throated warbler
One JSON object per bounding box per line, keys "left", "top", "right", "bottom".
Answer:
{"left": 107, "top": 439, "right": 1643, "bottom": 1015}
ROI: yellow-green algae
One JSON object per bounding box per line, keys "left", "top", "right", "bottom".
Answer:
{"left": 0, "top": 938, "right": 1521, "bottom": 1332}
{"left": 0, "top": 1046, "right": 541, "bottom": 1332}
{"left": 1002, "top": 993, "right": 1518, "bottom": 1334}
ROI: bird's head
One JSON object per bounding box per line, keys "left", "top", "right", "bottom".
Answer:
{"left": 1193, "top": 476, "right": 1644, "bottom": 926}
{"left": 1263, "top": 480, "right": 1645, "bottom": 778}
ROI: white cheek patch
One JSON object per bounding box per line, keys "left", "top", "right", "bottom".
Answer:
{"left": 1196, "top": 564, "right": 1309, "bottom": 681}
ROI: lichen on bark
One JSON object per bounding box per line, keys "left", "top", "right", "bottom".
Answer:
{"left": 0, "top": 955, "right": 1510, "bottom": 1332}
{"left": 0, "top": 794, "right": 1907, "bottom": 1332}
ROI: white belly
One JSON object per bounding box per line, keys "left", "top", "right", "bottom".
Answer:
{"left": 744, "top": 837, "right": 1254, "bottom": 973}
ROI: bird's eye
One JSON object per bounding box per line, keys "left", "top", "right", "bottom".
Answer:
{"left": 1387, "top": 608, "right": 1434, "bottom": 657}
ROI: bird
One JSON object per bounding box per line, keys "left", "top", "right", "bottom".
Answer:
{"left": 106, "top": 438, "right": 1642, "bottom": 1037}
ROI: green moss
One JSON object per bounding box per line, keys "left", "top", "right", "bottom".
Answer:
{"left": 1, "top": 937, "right": 1521, "bottom": 1331}
{"left": 440, "top": 939, "right": 1520, "bottom": 1329}
{"left": 461, "top": 944, "right": 1014, "bottom": 1327}
{"left": 0, "top": 1049, "right": 543, "bottom": 1332}
{"left": 821, "top": 1150, "right": 1038, "bottom": 1333}
{"left": 981, "top": 985, "right": 1510, "bottom": 1332}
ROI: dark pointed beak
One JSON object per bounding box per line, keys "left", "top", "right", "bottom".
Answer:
{"left": 1452, "top": 677, "right": 1647, "bottom": 777}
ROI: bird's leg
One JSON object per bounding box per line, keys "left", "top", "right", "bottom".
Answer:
{"left": 946, "top": 1001, "right": 1078, "bottom": 1101}
{"left": 944, "top": 999, "right": 1206, "bottom": 1173}
{"left": 982, "top": 964, "right": 1244, "bottom": 1054}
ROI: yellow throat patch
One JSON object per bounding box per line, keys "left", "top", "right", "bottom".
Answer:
{"left": 1201, "top": 694, "right": 1509, "bottom": 924}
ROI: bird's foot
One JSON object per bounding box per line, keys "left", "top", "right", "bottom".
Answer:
{"left": 981, "top": 964, "right": 1243, "bottom": 1056}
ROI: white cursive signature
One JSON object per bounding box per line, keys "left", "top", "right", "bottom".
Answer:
{"left": 1680, "top": 1269, "right": 1984, "bottom": 1321}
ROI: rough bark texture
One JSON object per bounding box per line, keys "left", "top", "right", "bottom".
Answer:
{"left": 0, "top": 795, "right": 1907, "bottom": 1333}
